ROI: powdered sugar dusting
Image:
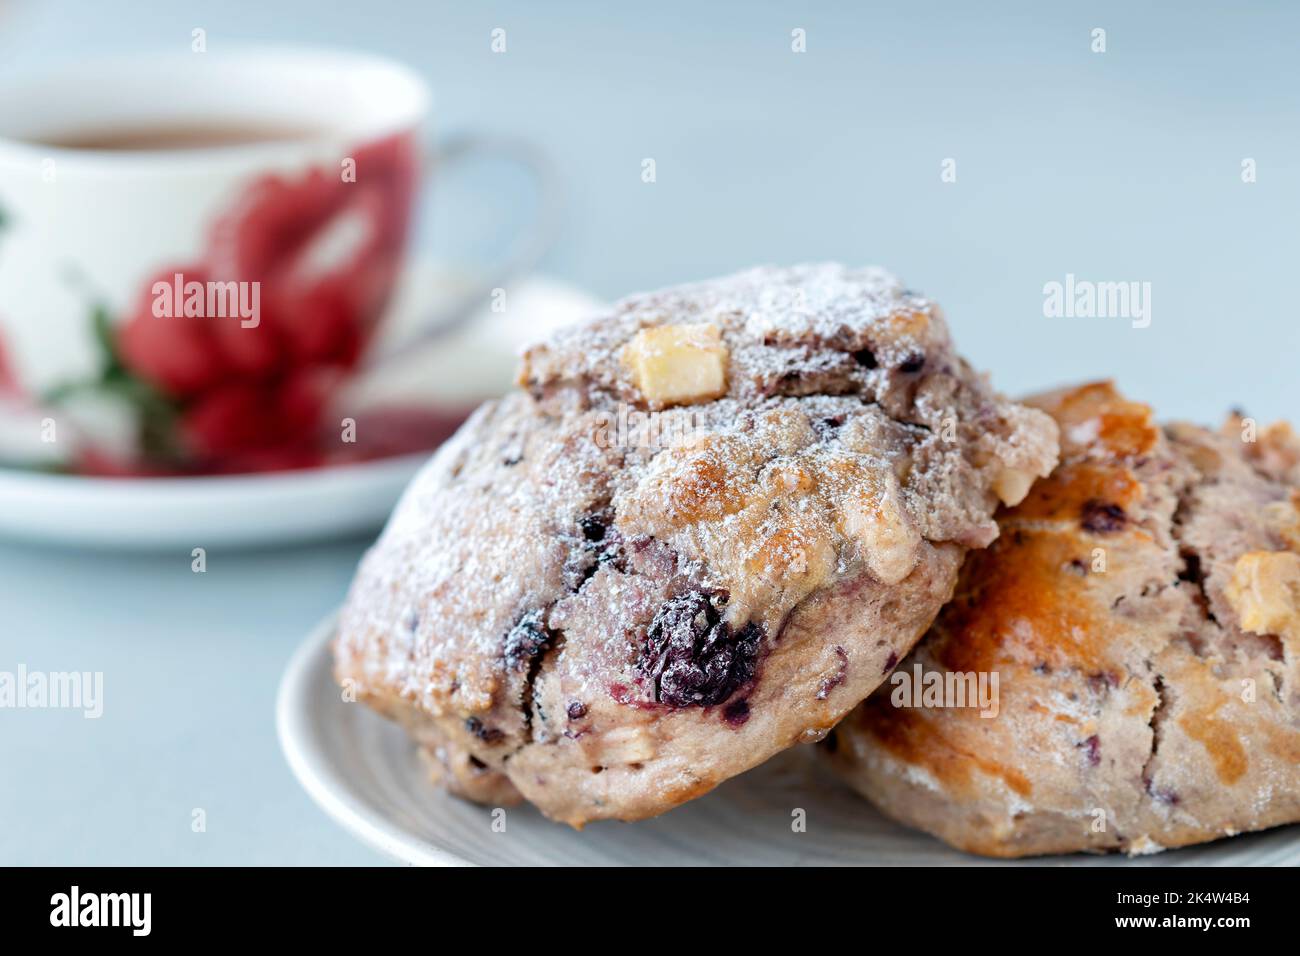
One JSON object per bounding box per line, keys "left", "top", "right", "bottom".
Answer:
{"left": 334, "top": 263, "right": 1061, "bottom": 824}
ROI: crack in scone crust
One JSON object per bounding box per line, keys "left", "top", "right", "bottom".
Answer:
{"left": 333, "top": 264, "right": 1059, "bottom": 825}
{"left": 827, "top": 381, "right": 1300, "bottom": 857}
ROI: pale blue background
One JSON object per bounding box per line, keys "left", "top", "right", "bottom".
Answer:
{"left": 0, "top": 0, "right": 1296, "bottom": 864}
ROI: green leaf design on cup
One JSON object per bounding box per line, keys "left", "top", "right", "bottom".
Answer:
{"left": 41, "top": 303, "right": 185, "bottom": 469}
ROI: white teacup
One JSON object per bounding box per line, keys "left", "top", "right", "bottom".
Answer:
{"left": 0, "top": 48, "right": 556, "bottom": 474}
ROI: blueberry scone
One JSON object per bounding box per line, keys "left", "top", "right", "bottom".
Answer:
{"left": 334, "top": 264, "right": 1059, "bottom": 826}
{"left": 825, "top": 382, "right": 1300, "bottom": 856}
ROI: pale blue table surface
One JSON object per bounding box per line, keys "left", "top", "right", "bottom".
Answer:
{"left": 0, "top": 536, "right": 383, "bottom": 864}
{"left": 1, "top": 0, "right": 1297, "bottom": 864}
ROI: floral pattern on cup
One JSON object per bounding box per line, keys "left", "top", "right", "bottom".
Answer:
{"left": 51, "top": 132, "right": 425, "bottom": 475}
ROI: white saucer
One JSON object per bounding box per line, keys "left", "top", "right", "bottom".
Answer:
{"left": 277, "top": 612, "right": 1300, "bottom": 866}
{"left": 0, "top": 265, "right": 603, "bottom": 550}
{"left": 0, "top": 454, "right": 430, "bottom": 549}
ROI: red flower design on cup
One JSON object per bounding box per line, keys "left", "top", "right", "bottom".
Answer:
{"left": 117, "top": 132, "right": 417, "bottom": 472}
{"left": 0, "top": 331, "right": 18, "bottom": 397}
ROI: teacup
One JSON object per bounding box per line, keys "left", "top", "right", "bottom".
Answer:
{"left": 0, "top": 48, "right": 556, "bottom": 474}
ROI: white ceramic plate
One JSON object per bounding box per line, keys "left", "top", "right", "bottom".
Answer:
{"left": 0, "top": 265, "right": 603, "bottom": 550}
{"left": 278, "top": 613, "right": 1300, "bottom": 866}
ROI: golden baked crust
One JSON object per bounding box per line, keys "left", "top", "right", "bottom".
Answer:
{"left": 827, "top": 381, "right": 1300, "bottom": 857}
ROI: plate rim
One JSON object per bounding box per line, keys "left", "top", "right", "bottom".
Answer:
{"left": 275, "top": 610, "right": 474, "bottom": 867}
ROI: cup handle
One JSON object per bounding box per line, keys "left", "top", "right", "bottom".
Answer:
{"left": 363, "top": 133, "right": 563, "bottom": 368}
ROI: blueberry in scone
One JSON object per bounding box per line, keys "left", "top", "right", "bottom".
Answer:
{"left": 825, "top": 381, "right": 1300, "bottom": 856}
{"left": 334, "top": 264, "right": 1059, "bottom": 826}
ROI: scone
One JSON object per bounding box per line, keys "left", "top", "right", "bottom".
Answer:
{"left": 825, "top": 381, "right": 1300, "bottom": 856}
{"left": 334, "top": 264, "right": 1059, "bottom": 826}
